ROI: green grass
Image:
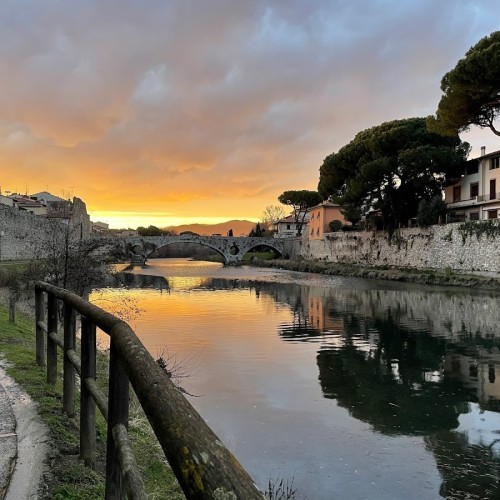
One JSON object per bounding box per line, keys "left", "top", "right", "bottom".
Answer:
{"left": 0, "top": 303, "right": 184, "bottom": 499}
{"left": 242, "top": 251, "right": 278, "bottom": 261}
{"left": 0, "top": 260, "right": 32, "bottom": 269}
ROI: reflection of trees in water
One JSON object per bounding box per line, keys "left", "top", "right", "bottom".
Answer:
{"left": 114, "top": 272, "right": 170, "bottom": 291}
{"left": 316, "top": 318, "right": 473, "bottom": 435}
{"left": 115, "top": 269, "right": 500, "bottom": 497}
{"left": 426, "top": 430, "right": 500, "bottom": 499}
{"left": 310, "top": 305, "right": 500, "bottom": 499}
{"left": 278, "top": 307, "right": 321, "bottom": 340}
{"left": 213, "top": 278, "right": 500, "bottom": 497}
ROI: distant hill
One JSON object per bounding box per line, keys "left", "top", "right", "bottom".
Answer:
{"left": 165, "top": 220, "right": 256, "bottom": 236}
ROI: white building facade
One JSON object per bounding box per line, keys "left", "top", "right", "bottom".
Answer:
{"left": 273, "top": 212, "right": 310, "bottom": 238}
{"left": 445, "top": 147, "right": 500, "bottom": 221}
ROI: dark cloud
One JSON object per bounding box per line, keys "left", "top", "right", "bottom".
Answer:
{"left": 0, "top": 0, "right": 499, "bottom": 224}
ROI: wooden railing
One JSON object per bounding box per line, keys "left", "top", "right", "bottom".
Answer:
{"left": 35, "top": 281, "right": 264, "bottom": 499}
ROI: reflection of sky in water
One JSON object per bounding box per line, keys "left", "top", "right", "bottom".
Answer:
{"left": 456, "top": 403, "right": 500, "bottom": 457}
{"left": 164, "top": 276, "right": 211, "bottom": 289}
{"left": 93, "top": 258, "right": 500, "bottom": 499}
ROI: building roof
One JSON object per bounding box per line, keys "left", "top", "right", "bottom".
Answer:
{"left": 477, "top": 148, "right": 500, "bottom": 160}
{"left": 310, "top": 200, "right": 342, "bottom": 210}
{"left": 276, "top": 215, "right": 295, "bottom": 224}
{"left": 275, "top": 213, "right": 310, "bottom": 224}
{"left": 9, "top": 195, "right": 45, "bottom": 208}
{"left": 31, "top": 191, "right": 66, "bottom": 203}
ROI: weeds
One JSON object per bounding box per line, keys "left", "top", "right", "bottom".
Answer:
{"left": 458, "top": 220, "right": 500, "bottom": 244}
{"left": 265, "top": 476, "right": 297, "bottom": 499}
{"left": 156, "top": 346, "right": 202, "bottom": 397}
{"left": 442, "top": 229, "right": 453, "bottom": 242}
{"left": 0, "top": 302, "right": 184, "bottom": 499}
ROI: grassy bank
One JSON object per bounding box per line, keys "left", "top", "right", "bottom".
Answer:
{"left": 0, "top": 302, "right": 184, "bottom": 499}
{"left": 249, "top": 258, "right": 500, "bottom": 290}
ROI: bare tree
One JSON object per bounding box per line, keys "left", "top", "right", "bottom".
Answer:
{"left": 260, "top": 205, "right": 288, "bottom": 229}
{"left": 43, "top": 225, "right": 109, "bottom": 296}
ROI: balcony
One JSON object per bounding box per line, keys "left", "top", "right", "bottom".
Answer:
{"left": 447, "top": 196, "right": 479, "bottom": 208}
{"left": 477, "top": 192, "right": 500, "bottom": 202}
{"left": 448, "top": 192, "right": 500, "bottom": 208}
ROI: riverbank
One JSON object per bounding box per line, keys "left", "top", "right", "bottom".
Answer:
{"left": 0, "top": 291, "right": 184, "bottom": 499}
{"left": 248, "top": 258, "right": 500, "bottom": 290}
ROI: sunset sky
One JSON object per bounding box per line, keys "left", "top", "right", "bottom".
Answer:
{"left": 1, "top": 1, "right": 500, "bottom": 228}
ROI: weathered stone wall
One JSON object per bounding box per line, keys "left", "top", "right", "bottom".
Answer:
{"left": 0, "top": 197, "right": 92, "bottom": 261}
{"left": 0, "top": 205, "right": 67, "bottom": 261}
{"left": 126, "top": 235, "right": 285, "bottom": 265}
{"left": 297, "top": 223, "right": 500, "bottom": 275}
{"left": 70, "top": 197, "right": 92, "bottom": 239}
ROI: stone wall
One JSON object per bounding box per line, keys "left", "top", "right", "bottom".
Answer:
{"left": 69, "top": 197, "right": 92, "bottom": 239}
{"left": 297, "top": 222, "right": 500, "bottom": 275}
{"left": 0, "top": 206, "right": 54, "bottom": 260}
{"left": 0, "top": 196, "right": 92, "bottom": 261}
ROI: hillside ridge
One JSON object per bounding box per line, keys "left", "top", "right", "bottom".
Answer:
{"left": 164, "top": 219, "right": 256, "bottom": 236}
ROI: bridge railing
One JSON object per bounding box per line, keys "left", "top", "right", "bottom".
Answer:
{"left": 34, "top": 281, "right": 264, "bottom": 499}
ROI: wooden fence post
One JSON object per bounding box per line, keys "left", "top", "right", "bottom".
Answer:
{"left": 105, "top": 339, "right": 129, "bottom": 499}
{"left": 80, "top": 316, "right": 96, "bottom": 466}
{"left": 47, "top": 293, "right": 58, "bottom": 385}
{"left": 8, "top": 294, "right": 15, "bottom": 323}
{"left": 63, "top": 302, "right": 76, "bottom": 417}
{"left": 35, "top": 287, "right": 45, "bottom": 366}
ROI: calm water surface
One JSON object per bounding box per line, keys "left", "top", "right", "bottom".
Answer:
{"left": 92, "top": 258, "right": 500, "bottom": 499}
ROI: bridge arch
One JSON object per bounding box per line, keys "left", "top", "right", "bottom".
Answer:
{"left": 149, "top": 238, "right": 227, "bottom": 262}
{"left": 124, "top": 235, "right": 285, "bottom": 265}
{"left": 237, "top": 242, "right": 283, "bottom": 260}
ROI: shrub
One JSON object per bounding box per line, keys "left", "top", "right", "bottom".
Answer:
{"left": 417, "top": 195, "right": 447, "bottom": 227}
{"left": 328, "top": 220, "right": 343, "bottom": 232}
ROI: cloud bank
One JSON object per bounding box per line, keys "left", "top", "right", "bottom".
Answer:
{"left": 0, "top": 0, "right": 499, "bottom": 225}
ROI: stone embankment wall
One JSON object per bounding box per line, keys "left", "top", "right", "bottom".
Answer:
{"left": 297, "top": 223, "right": 500, "bottom": 275}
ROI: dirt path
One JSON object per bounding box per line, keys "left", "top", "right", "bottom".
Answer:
{"left": 0, "top": 361, "right": 50, "bottom": 499}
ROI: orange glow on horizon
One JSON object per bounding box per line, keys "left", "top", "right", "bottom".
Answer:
{"left": 88, "top": 211, "right": 259, "bottom": 229}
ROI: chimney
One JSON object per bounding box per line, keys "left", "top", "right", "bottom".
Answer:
{"left": 481, "top": 146, "right": 486, "bottom": 156}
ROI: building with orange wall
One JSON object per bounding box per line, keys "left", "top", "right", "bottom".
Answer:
{"left": 308, "top": 201, "right": 349, "bottom": 240}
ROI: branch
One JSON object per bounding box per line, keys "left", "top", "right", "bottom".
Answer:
{"left": 483, "top": 98, "right": 500, "bottom": 107}
{"left": 487, "top": 117, "right": 500, "bottom": 136}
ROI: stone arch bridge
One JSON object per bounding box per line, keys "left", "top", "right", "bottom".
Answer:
{"left": 123, "top": 235, "right": 286, "bottom": 265}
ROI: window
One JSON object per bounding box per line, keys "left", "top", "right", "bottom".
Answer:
{"left": 469, "top": 212, "right": 479, "bottom": 221}
{"left": 470, "top": 182, "right": 479, "bottom": 198}
{"left": 488, "top": 210, "right": 498, "bottom": 220}
{"left": 311, "top": 228, "right": 314, "bottom": 235}
{"left": 490, "top": 179, "right": 497, "bottom": 200}
{"left": 311, "top": 213, "right": 314, "bottom": 220}
{"left": 490, "top": 157, "right": 500, "bottom": 170}
{"left": 316, "top": 228, "right": 320, "bottom": 235}
{"left": 286, "top": 224, "right": 291, "bottom": 230}
{"left": 453, "top": 185, "right": 461, "bottom": 202}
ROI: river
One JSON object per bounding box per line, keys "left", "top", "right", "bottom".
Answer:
{"left": 91, "top": 258, "right": 500, "bottom": 499}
